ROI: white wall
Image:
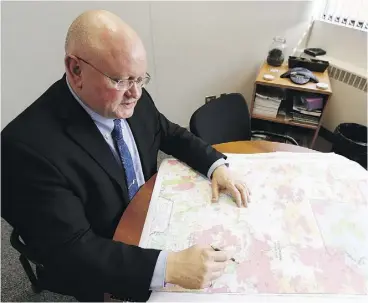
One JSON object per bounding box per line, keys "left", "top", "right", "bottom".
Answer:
{"left": 1, "top": 1, "right": 316, "bottom": 129}
{"left": 304, "top": 20, "right": 368, "bottom": 132}
{"left": 307, "top": 20, "right": 367, "bottom": 71}
{"left": 1, "top": 1, "right": 156, "bottom": 129}
{"left": 322, "top": 78, "right": 367, "bottom": 132}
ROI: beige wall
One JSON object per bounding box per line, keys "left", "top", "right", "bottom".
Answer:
{"left": 308, "top": 20, "right": 367, "bottom": 70}
{"left": 323, "top": 79, "right": 367, "bottom": 132}
{"left": 1, "top": 1, "right": 156, "bottom": 128}
{"left": 1, "top": 1, "right": 316, "bottom": 129}
{"left": 306, "top": 20, "right": 368, "bottom": 132}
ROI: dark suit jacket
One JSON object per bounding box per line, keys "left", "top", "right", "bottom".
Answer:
{"left": 1, "top": 75, "right": 225, "bottom": 301}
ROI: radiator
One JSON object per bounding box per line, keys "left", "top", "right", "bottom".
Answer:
{"left": 328, "top": 65, "right": 367, "bottom": 92}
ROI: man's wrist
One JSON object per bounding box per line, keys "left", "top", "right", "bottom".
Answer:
{"left": 150, "top": 250, "right": 169, "bottom": 289}
{"left": 165, "top": 251, "right": 178, "bottom": 285}
{"left": 207, "top": 158, "right": 229, "bottom": 179}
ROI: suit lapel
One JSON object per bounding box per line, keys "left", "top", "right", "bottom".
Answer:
{"left": 56, "top": 76, "right": 129, "bottom": 199}
{"left": 66, "top": 121, "right": 128, "bottom": 194}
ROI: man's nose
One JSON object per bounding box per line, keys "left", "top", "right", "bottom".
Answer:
{"left": 127, "top": 82, "right": 140, "bottom": 99}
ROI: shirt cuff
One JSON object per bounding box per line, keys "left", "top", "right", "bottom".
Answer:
{"left": 207, "top": 158, "right": 228, "bottom": 179}
{"left": 149, "top": 251, "right": 168, "bottom": 290}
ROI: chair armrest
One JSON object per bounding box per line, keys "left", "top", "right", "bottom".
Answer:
{"left": 10, "top": 229, "right": 43, "bottom": 268}
{"left": 251, "top": 130, "right": 299, "bottom": 146}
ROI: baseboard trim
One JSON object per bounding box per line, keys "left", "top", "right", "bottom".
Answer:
{"left": 319, "top": 126, "right": 335, "bottom": 143}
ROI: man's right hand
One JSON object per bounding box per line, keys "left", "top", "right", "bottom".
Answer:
{"left": 165, "top": 245, "right": 229, "bottom": 289}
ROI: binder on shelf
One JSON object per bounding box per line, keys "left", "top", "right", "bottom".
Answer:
{"left": 301, "top": 96, "right": 323, "bottom": 111}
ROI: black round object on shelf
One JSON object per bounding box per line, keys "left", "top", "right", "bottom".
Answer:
{"left": 267, "top": 48, "right": 284, "bottom": 67}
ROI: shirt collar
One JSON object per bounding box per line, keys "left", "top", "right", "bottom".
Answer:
{"left": 66, "top": 76, "right": 115, "bottom": 133}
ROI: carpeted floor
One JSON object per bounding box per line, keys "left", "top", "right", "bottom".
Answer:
{"left": 1, "top": 217, "right": 77, "bottom": 302}
{"left": 1, "top": 140, "right": 332, "bottom": 302}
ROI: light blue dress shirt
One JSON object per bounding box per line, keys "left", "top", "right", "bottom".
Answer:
{"left": 66, "top": 77, "right": 226, "bottom": 289}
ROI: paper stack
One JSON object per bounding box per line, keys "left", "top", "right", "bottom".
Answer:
{"left": 253, "top": 93, "right": 282, "bottom": 118}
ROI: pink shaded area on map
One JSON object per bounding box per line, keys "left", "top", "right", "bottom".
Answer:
{"left": 171, "top": 175, "right": 198, "bottom": 191}
{"left": 167, "top": 159, "right": 178, "bottom": 165}
{"left": 271, "top": 163, "right": 301, "bottom": 175}
{"left": 277, "top": 185, "right": 305, "bottom": 203}
{"left": 193, "top": 225, "right": 239, "bottom": 248}
{"left": 173, "top": 182, "right": 195, "bottom": 191}
{"left": 311, "top": 201, "right": 326, "bottom": 215}
{"left": 298, "top": 248, "right": 366, "bottom": 294}
{"left": 277, "top": 185, "right": 294, "bottom": 199}
{"left": 271, "top": 165, "right": 290, "bottom": 174}
{"left": 236, "top": 238, "right": 279, "bottom": 293}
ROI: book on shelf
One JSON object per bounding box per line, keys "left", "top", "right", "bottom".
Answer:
{"left": 253, "top": 107, "right": 278, "bottom": 118}
{"left": 253, "top": 87, "right": 285, "bottom": 119}
{"left": 292, "top": 112, "right": 319, "bottom": 125}
{"left": 255, "top": 95, "right": 281, "bottom": 108}
{"left": 291, "top": 95, "right": 322, "bottom": 125}
{"left": 292, "top": 107, "right": 322, "bottom": 117}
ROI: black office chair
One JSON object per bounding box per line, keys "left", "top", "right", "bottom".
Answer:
{"left": 10, "top": 229, "right": 43, "bottom": 293}
{"left": 189, "top": 93, "right": 298, "bottom": 146}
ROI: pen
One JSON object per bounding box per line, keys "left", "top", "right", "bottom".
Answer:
{"left": 211, "top": 245, "right": 239, "bottom": 264}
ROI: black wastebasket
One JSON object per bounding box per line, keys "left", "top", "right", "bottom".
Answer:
{"left": 332, "top": 123, "right": 367, "bottom": 169}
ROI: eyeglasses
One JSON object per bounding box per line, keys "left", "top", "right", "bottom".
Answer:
{"left": 75, "top": 56, "right": 151, "bottom": 91}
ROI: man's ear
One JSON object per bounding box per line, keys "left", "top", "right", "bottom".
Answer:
{"left": 73, "top": 66, "right": 80, "bottom": 75}
{"left": 65, "top": 56, "right": 82, "bottom": 88}
{"left": 65, "top": 56, "right": 80, "bottom": 76}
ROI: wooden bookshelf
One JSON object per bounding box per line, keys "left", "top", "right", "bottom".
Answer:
{"left": 254, "top": 62, "right": 332, "bottom": 95}
{"left": 251, "top": 62, "right": 333, "bottom": 148}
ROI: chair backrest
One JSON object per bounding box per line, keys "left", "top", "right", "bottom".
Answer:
{"left": 190, "top": 93, "right": 251, "bottom": 145}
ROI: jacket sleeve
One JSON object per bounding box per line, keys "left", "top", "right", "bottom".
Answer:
{"left": 1, "top": 138, "right": 160, "bottom": 301}
{"left": 142, "top": 90, "right": 226, "bottom": 177}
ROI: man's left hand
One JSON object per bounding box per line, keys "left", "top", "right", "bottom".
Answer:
{"left": 211, "top": 165, "right": 250, "bottom": 208}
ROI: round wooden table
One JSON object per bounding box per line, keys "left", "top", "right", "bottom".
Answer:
{"left": 113, "top": 141, "right": 313, "bottom": 244}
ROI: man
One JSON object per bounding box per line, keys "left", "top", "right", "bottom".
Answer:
{"left": 1, "top": 10, "right": 250, "bottom": 302}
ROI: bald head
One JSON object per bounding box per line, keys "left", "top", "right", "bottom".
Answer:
{"left": 64, "top": 10, "right": 148, "bottom": 119}
{"left": 65, "top": 10, "right": 144, "bottom": 62}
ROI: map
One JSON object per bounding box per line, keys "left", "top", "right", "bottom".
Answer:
{"left": 139, "top": 152, "right": 368, "bottom": 295}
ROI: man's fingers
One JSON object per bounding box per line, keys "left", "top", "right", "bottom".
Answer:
{"left": 228, "top": 184, "right": 242, "bottom": 208}
{"left": 208, "top": 250, "right": 229, "bottom": 262}
{"left": 209, "top": 260, "right": 227, "bottom": 273}
{"left": 210, "top": 269, "right": 225, "bottom": 281}
{"left": 211, "top": 180, "right": 219, "bottom": 203}
{"left": 235, "top": 183, "right": 248, "bottom": 207}
{"left": 244, "top": 183, "right": 251, "bottom": 200}
{"left": 238, "top": 182, "right": 251, "bottom": 197}
{"left": 242, "top": 182, "right": 251, "bottom": 196}
{"left": 203, "top": 271, "right": 225, "bottom": 288}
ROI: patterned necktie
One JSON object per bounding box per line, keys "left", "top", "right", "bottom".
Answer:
{"left": 111, "top": 119, "right": 139, "bottom": 200}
